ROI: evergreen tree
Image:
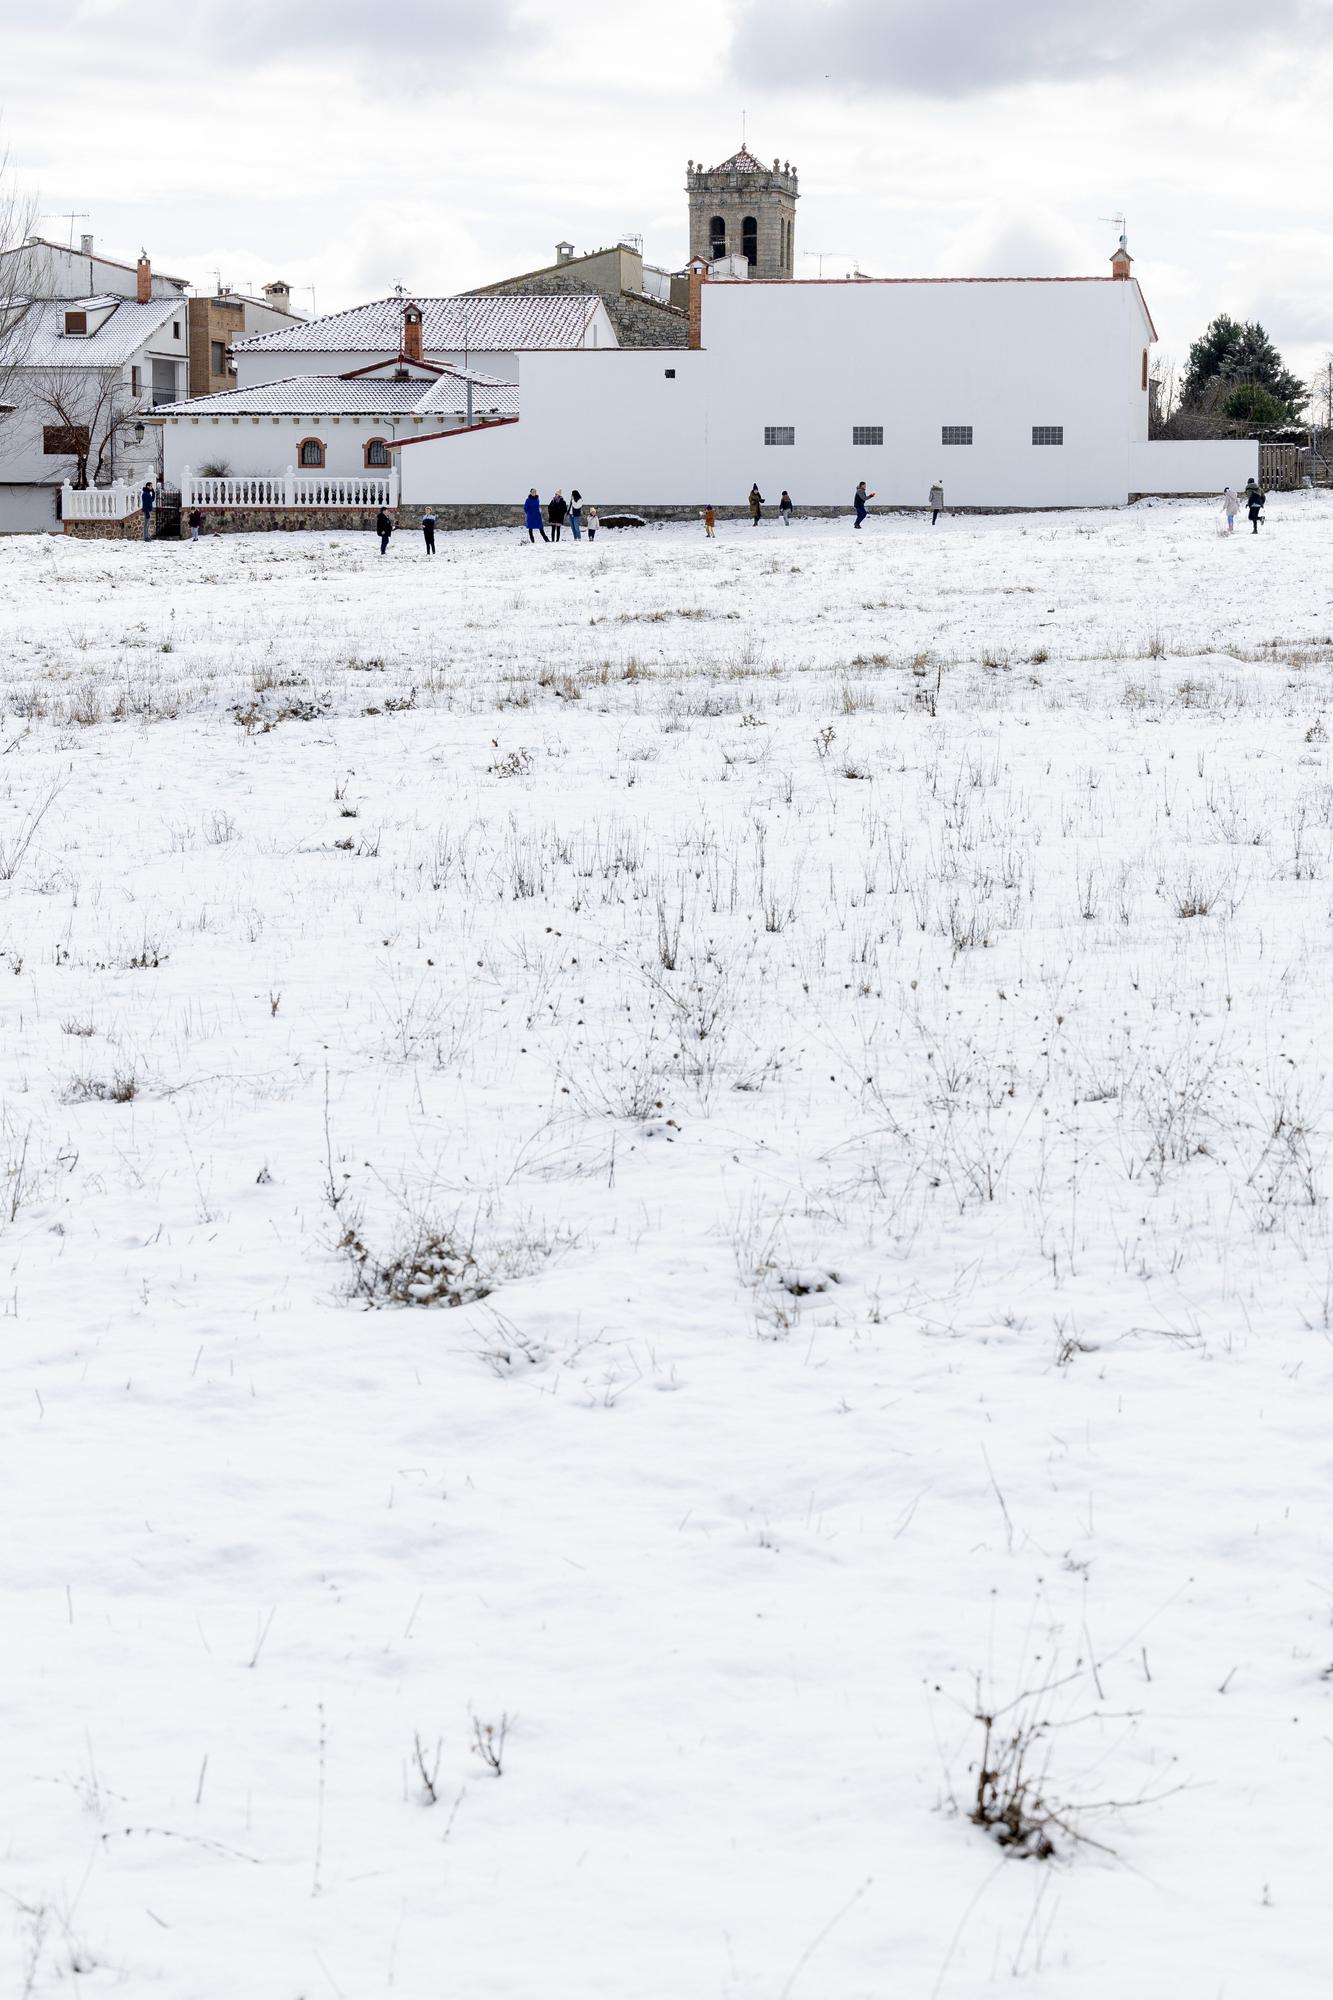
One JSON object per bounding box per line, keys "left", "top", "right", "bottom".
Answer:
{"left": 1181, "top": 314, "right": 1305, "bottom": 415}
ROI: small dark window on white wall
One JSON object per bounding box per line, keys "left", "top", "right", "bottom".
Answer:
{"left": 298, "top": 437, "right": 325, "bottom": 467}
{"left": 764, "top": 425, "right": 795, "bottom": 446}
{"left": 365, "top": 437, "right": 390, "bottom": 467}
{"left": 852, "top": 426, "right": 883, "bottom": 446}
{"left": 664, "top": 368, "right": 676, "bottom": 379}
{"left": 1032, "top": 426, "right": 1064, "bottom": 446}
{"left": 942, "top": 425, "right": 973, "bottom": 446}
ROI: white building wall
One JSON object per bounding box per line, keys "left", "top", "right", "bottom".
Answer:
{"left": 235, "top": 346, "right": 524, "bottom": 389}
{"left": 400, "top": 280, "right": 1166, "bottom": 510}
{"left": 158, "top": 412, "right": 455, "bottom": 484}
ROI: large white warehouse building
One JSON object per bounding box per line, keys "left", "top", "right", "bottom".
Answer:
{"left": 395, "top": 252, "right": 1253, "bottom": 516}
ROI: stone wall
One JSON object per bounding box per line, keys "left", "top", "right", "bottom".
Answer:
{"left": 64, "top": 515, "right": 146, "bottom": 541}
{"left": 481, "top": 271, "right": 688, "bottom": 351}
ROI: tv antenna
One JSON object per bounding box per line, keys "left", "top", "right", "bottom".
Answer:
{"left": 41, "top": 211, "right": 90, "bottom": 249}
{"left": 1099, "top": 212, "right": 1127, "bottom": 243}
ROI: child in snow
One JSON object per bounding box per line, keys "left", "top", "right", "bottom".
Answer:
{"left": 1246, "top": 481, "right": 1266, "bottom": 534}
{"left": 375, "top": 508, "right": 393, "bottom": 556}
{"left": 929, "top": 479, "right": 945, "bottom": 525}
{"left": 585, "top": 505, "right": 599, "bottom": 542}
{"left": 523, "top": 489, "right": 548, "bottom": 542}
{"left": 748, "top": 484, "right": 764, "bottom": 525}
{"left": 779, "top": 490, "right": 794, "bottom": 525}
{"left": 188, "top": 507, "right": 202, "bottom": 543}
{"left": 703, "top": 505, "right": 717, "bottom": 538}
{"left": 853, "top": 481, "right": 874, "bottom": 529}
{"left": 1221, "top": 488, "right": 1238, "bottom": 534}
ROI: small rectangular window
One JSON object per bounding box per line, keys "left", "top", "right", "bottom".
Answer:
{"left": 941, "top": 425, "right": 973, "bottom": 446}
{"left": 173, "top": 321, "right": 181, "bottom": 339}
{"left": 211, "top": 340, "right": 227, "bottom": 374}
{"left": 664, "top": 367, "right": 676, "bottom": 379}
{"left": 131, "top": 365, "right": 141, "bottom": 397}
{"left": 1032, "top": 425, "right": 1064, "bottom": 446}
{"left": 764, "top": 425, "right": 795, "bottom": 446}
{"left": 63, "top": 309, "right": 87, "bottom": 336}
{"left": 852, "top": 425, "right": 883, "bottom": 446}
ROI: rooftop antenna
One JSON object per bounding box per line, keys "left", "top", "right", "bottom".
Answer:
{"left": 41, "top": 211, "right": 90, "bottom": 249}
{"left": 741, "top": 108, "right": 747, "bottom": 147}
{"left": 805, "top": 249, "right": 855, "bottom": 277}
{"left": 1099, "top": 212, "right": 1127, "bottom": 243}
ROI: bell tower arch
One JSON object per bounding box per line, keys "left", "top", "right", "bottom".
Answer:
{"left": 686, "top": 148, "right": 798, "bottom": 279}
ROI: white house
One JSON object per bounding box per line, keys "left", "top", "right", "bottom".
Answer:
{"left": 231, "top": 293, "right": 617, "bottom": 389}
{"left": 0, "top": 263, "right": 189, "bottom": 532}
{"left": 394, "top": 247, "right": 1256, "bottom": 515}
{"left": 153, "top": 360, "right": 518, "bottom": 489}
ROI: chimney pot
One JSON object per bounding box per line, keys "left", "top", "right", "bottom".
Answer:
{"left": 136, "top": 252, "right": 152, "bottom": 303}
{"left": 556, "top": 241, "right": 574, "bottom": 264}
{"left": 402, "top": 300, "right": 423, "bottom": 363}
{"left": 80, "top": 233, "right": 94, "bottom": 258}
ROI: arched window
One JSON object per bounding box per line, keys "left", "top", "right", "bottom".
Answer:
{"left": 364, "top": 437, "right": 390, "bottom": 468}
{"left": 742, "top": 216, "right": 758, "bottom": 266}
{"left": 298, "top": 437, "right": 325, "bottom": 468}
{"left": 709, "top": 215, "right": 726, "bottom": 259}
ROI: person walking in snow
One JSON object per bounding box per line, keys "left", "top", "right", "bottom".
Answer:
{"left": 376, "top": 508, "right": 393, "bottom": 556}
{"left": 928, "top": 479, "right": 945, "bottom": 525}
{"left": 748, "top": 483, "right": 764, "bottom": 525}
{"left": 779, "top": 489, "right": 794, "bottom": 525}
{"left": 702, "top": 504, "right": 717, "bottom": 538}
{"left": 585, "top": 505, "right": 599, "bottom": 542}
{"left": 853, "top": 480, "right": 874, "bottom": 529}
{"left": 1246, "top": 481, "right": 1266, "bottom": 534}
{"left": 569, "top": 489, "right": 583, "bottom": 541}
{"left": 140, "top": 480, "right": 155, "bottom": 541}
{"left": 548, "top": 489, "right": 568, "bottom": 541}
{"left": 187, "top": 506, "right": 202, "bottom": 543}
{"left": 523, "top": 489, "right": 548, "bottom": 542}
{"left": 421, "top": 507, "right": 437, "bottom": 553}
{"left": 1221, "top": 487, "right": 1239, "bottom": 535}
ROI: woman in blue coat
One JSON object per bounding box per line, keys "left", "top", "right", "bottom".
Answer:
{"left": 523, "top": 489, "right": 548, "bottom": 542}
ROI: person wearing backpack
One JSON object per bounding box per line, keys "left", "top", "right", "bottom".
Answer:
{"left": 1246, "top": 480, "right": 1266, "bottom": 534}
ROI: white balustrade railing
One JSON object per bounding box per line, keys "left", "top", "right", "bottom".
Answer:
{"left": 182, "top": 466, "right": 399, "bottom": 510}
{"left": 62, "top": 482, "right": 138, "bottom": 521}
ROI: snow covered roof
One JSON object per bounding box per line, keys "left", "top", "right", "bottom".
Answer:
{"left": 12, "top": 294, "right": 181, "bottom": 368}
{"left": 154, "top": 367, "right": 519, "bottom": 421}
{"left": 233, "top": 294, "right": 606, "bottom": 356}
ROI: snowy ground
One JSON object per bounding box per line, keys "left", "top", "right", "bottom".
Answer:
{"left": 1, "top": 496, "right": 1331, "bottom": 1997}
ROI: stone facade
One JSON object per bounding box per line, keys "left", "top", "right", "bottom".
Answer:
{"left": 63, "top": 515, "right": 145, "bottom": 541}
{"left": 687, "top": 150, "right": 798, "bottom": 280}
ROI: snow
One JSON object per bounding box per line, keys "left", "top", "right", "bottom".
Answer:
{"left": 1, "top": 496, "right": 1330, "bottom": 1997}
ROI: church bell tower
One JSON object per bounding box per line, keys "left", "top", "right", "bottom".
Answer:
{"left": 686, "top": 148, "right": 798, "bottom": 279}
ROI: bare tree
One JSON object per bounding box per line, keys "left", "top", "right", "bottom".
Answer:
{"left": 1310, "top": 353, "right": 1333, "bottom": 434}
{"left": 0, "top": 137, "right": 41, "bottom": 421}
{"left": 31, "top": 365, "right": 137, "bottom": 488}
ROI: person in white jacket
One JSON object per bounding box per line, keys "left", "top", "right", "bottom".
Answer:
{"left": 928, "top": 480, "right": 945, "bottom": 525}
{"left": 1221, "top": 486, "right": 1239, "bottom": 534}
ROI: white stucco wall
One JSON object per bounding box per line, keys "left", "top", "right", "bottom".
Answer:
{"left": 1127, "top": 439, "right": 1259, "bottom": 496}
{"left": 399, "top": 278, "right": 1172, "bottom": 511}
{"left": 158, "top": 412, "right": 455, "bottom": 483}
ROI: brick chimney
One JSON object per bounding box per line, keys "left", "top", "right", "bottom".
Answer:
{"left": 1110, "top": 234, "right": 1133, "bottom": 281}
{"left": 136, "top": 251, "right": 152, "bottom": 303}
{"left": 402, "top": 300, "right": 423, "bottom": 363}
{"left": 687, "top": 258, "right": 707, "bottom": 350}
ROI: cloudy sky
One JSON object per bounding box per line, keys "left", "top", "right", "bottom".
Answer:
{"left": 3, "top": 0, "right": 1330, "bottom": 381}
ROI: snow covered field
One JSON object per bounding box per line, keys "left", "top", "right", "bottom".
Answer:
{"left": 2, "top": 497, "right": 1331, "bottom": 1997}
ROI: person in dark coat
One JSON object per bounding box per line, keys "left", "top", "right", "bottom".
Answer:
{"left": 1246, "top": 480, "right": 1266, "bottom": 533}
{"left": 376, "top": 508, "right": 393, "bottom": 556}
{"left": 187, "top": 507, "right": 203, "bottom": 543}
{"left": 853, "top": 481, "right": 875, "bottom": 529}
{"left": 524, "top": 489, "right": 548, "bottom": 542}
{"left": 422, "top": 507, "right": 437, "bottom": 554}
{"left": 140, "top": 480, "right": 155, "bottom": 541}
{"left": 548, "top": 489, "right": 568, "bottom": 541}
{"left": 748, "top": 483, "right": 764, "bottom": 525}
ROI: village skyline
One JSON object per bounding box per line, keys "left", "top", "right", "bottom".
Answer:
{"left": 2, "top": 0, "right": 1328, "bottom": 382}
